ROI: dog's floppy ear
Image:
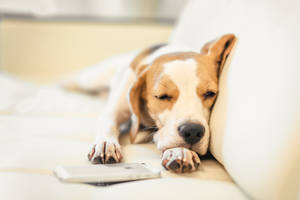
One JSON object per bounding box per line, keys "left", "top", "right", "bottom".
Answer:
{"left": 128, "top": 66, "right": 150, "bottom": 143}
{"left": 201, "top": 34, "right": 237, "bottom": 77}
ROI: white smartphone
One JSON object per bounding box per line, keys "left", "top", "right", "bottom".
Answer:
{"left": 53, "top": 163, "right": 161, "bottom": 184}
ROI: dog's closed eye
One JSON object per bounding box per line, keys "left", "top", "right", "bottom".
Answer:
{"left": 155, "top": 94, "right": 172, "bottom": 101}
{"left": 203, "top": 91, "right": 216, "bottom": 99}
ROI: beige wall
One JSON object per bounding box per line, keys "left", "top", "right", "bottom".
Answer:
{"left": 0, "top": 19, "right": 172, "bottom": 83}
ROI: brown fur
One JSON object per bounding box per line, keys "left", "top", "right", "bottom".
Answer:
{"left": 131, "top": 44, "right": 166, "bottom": 74}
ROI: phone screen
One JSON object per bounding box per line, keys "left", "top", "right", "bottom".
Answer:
{"left": 54, "top": 163, "right": 161, "bottom": 184}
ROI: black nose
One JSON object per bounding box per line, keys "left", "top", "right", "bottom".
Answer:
{"left": 178, "top": 123, "right": 205, "bottom": 144}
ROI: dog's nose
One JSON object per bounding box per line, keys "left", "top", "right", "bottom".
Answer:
{"left": 178, "top": 123, "right": 205, "bottom": 144}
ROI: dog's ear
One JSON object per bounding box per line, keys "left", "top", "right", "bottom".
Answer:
{"left": 128, "top": 66, "right": 151, "bottom": 143}
{"left": 201, "top": 34, "right": 237, "bottom": 77}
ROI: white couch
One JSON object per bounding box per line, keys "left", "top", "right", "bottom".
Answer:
{"left": 1, "top": 0, "right": 299, "bottom": 199}
{"left": 0, "top": 75, "right": 245, "bottom": 200}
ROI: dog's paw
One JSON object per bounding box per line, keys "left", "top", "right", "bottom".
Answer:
{"left": 88, "top": 141, "right": 122, "bottom": 164}
{"left": 161, "top": 147, "right": 201, "bottom": 173}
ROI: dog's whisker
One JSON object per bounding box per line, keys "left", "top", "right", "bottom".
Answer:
{"left": 148, "top": 131, "right": 157, "bottom": 137}
{"left": 141, "top": 125, "right": 157, "bottom": 129}
{"left": 140, "top": 126, "right": 159, "bottom": 132}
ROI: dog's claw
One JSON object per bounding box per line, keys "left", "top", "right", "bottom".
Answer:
{"left": 168, "top": 160, "right": 181, "bottom": 172}
{"left": 88, "top": 141, "right": 122, "bottom": 164}
{"left": 161, "top": 147, "right": 201, "bottom": 173}
{"left": 87, "top": 144, "right": 96, "bottom": 160}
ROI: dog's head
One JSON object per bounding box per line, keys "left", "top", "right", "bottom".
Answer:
{"left": 129, "top": 34, "right": 237, "bottom": 155}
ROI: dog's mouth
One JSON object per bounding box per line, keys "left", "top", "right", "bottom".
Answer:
{"left": 139, "top": 124, "right": 159, "bottom": 133}
{"left": 182, "top": 143, "right": 199, "bottom": 152}
{"left": 160, "top": 142, "right": 195, "bottom": 153}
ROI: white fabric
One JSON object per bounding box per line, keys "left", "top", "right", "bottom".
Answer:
{"left": 171, "top": 0, "right": 300, "bottom": 199}
{"left": 0, "top": 174, "right": 246, "bottom": 200}
{"left": 0, "top": 73, "right": 105, "bottom": 115}
{"left": 0, "top": 72, "right": 242, "bottom": 200}
{"left": 100, "top": 178, "right": 247, "bottom": 200}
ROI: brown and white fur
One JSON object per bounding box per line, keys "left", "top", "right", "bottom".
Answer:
{"left": 63, "top": 34, "right": 237, "bottom": 173}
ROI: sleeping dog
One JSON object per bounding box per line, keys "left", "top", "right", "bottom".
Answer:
{"left": 63, "top": 34, "right": 236, "bottom": 173}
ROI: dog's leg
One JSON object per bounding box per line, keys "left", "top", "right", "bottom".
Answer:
{"left": 61, "top": 51, "right": 139, "bottom": 94}
{"left": 161, "top": 148, "right": 201, "bottom": 173}
{"left": 62, "top": 62, "right": 118, "bottom": 94}
{"left": 88, "top": 66, "right": 135, "bottom": 164}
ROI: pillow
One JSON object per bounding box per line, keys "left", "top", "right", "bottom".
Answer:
{"left": 171, "top": 0, "right": 300, "bottom": 199}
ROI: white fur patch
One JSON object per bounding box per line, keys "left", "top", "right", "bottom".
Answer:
{"left": 161, "top": 58, "right": 206, "bottom": 124}
{"left": 154, "top": 58, "right": 210, "bottom": 154}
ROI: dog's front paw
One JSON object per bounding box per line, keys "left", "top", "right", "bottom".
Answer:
{"left": 161, "top": 147, "right": 201, "bottom": 173}
{"left": 88, "top": 140, "right": 122, "bottom": 164}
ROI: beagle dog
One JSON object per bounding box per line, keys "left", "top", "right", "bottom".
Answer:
{"left": 64, "top": 34, "right": 237, "bottom": 173}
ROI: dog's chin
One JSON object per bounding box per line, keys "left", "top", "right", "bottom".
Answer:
{"left": 155, "top": 142, "right": 189, "bottom": 153}
{"left": 191, "top": 142, "right": 209, "bottom": 156}
{"left": 156, "top": 141, "right": 208, "bottom": 156}
{"left": 155, "top": 141, "right": 205, "bottom": 155}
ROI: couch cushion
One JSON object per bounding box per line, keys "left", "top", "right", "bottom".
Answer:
{"left": 0, "top": 173, "right": 246, "bottom": 200}
{"left": 100, "top": 178, "right": 247, "bottom": 200}
{"left": 0, "top": 173, "right": 101, "bottom": 200}
{"left": 0, "top": 74, "right": 241, "bottom": 199}
{"left": 171, "top": 0, "right": 300, "bottom": 199}
{"left": 0, "top": 127, "right": 232, "bottom": 182}
{"left": 0, "top": 72, "right": 105, "bottom": 115}
{"left": 0, "top": 114, "right": 238, "bottom": 200}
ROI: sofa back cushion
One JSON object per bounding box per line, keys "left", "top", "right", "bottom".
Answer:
{"left": 170, "top": 0, "right": 300, "bottom": 199}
